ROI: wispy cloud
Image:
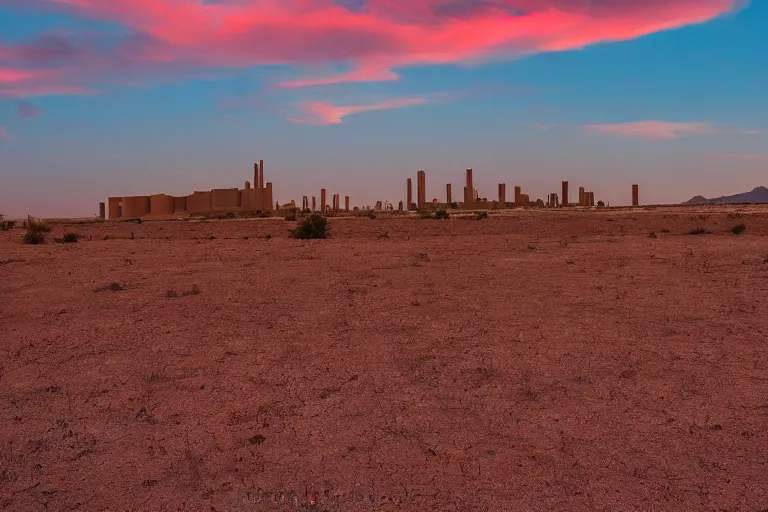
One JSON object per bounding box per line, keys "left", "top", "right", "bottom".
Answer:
{"left": 0, "top": 0, "right": 742, "bottom": 99}
{"left": 583, "top": 121, "right": 720, "bottom": 140}
{"left": 0, "top": 125, "right": 8, "bottom": 139}
{"left": 288, "top": 97, "right": 429, "bottom": 125}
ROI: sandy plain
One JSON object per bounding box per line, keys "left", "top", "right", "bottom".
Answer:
{"left": 1, "top": 206, "right": 768, "bottom": 511}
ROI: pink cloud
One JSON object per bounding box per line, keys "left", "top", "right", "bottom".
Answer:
{"left": 288, "top": 97, "right": 429, "bottom": 125}
{"left": 0, "top": 64, "right": 92, "bottom": 98}
{"left": 0, "top": 0, "right": 741, "bottom": 96}
{"left": 0, "top": 125, "right": 7, "bottom": 139}
{"left": 583, "top": 121, "right": 721, "bottom": 140}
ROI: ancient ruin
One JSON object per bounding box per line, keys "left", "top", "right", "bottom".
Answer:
{"left": 103, "top": 161, "right": 642, "bottom": 220}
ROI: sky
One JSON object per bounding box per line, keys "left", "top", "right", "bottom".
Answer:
{"left": 0, "top": 0, "right": 766, "bottom": 218}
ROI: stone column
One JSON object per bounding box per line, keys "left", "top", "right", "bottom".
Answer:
{"left": 514, "top": 186, "right": 521, "bottom": 205}
{"left": 498, "top": 184, "right": 506, "bottom": 208}
{"left": 345, "top": 196, "right": 350, "bottom": 211}
{"left": 446, "top": 184, "right": 452, "bottom": 204}
{"left": 99, "top": 202, "right": 106, "bottom": 219}
{"left": 407, "top": 178, "right": 413, "bottom": 210}
{"left": 417, "top": 170, "right": 426, "bottom": 209}
{"left": 266, "top": 182, "right": 273, "bottom": 211}
{"left": 632, "top": 184, "right": 639, "bottom": 206}
{"left": 562, "top": 181, "right": 569, "bottom": 207}
{"left": 259, "top": 160, "right": 265, "bottom": 190}
{"left": 465, "top": 168, "right": 473, "bottom": 205}
{"left": 578, "top": 187, "right": 585, "bottom": 206}
{"left": 321, "top": 189, "right": 327, "bottom": 213}
{"left": 254, "top": 163, "right": 259, "bottom": 193}
{"left": 312, "top": 196, "right": 316, "bottom": 212}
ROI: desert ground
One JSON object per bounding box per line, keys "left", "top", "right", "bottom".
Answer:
{"left": 1, "top": 206, "right": 768, "bottom": 511}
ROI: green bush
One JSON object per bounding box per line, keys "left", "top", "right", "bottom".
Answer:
{"left": 292, "top": 214, "right": 328, "bottom": 239}
{"left": 435, "top": 209, "right": 449, "bottom": 220}
{"left": 731, "top": 224, "right": 746, "bottom": 235}
{"left": 475, "top": 211, "right": 489, "bottom": 220}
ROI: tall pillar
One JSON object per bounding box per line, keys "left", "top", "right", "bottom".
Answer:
{"left": 465, "top": 168, "right": 473, "bottom": 205}
{"left": 578, "top": 186, "right": 585, "bottom": 206}
{"left": 514, "top": 186, "right": 522, "bottom": 205}
{"left": 562, "top": 181, "right": 569, "bottom": 207}
{"left": 259, "top": 160, "right": 265, "bottom": 190}
{"left": 266, "top": 182, "right": 273, "bottom": 212}
{"left": 498, "top": 184, "right": 506, "bottom": 208}
{"left": 99, "top": 202, "right": 106, "bottom": 219}
{"left": 407, "top": 178, "right": 413, "bottom": 210}
{"left": 312, "top": 196, "right": 316, "bottom": 212}
{"left": 632, "top": 184, "right": 639, "bottom": 206}
{"left": 345, "top": 196, "right": 350, "bottom": 212}
{"left": 321, "top": 189, "right": 327, "bottom": 213}
{"left": 446, "top": 184, "right": 452, "bottom": 204}
{"left": 417, "top": 170, "right": 426, "bottom": 209}
{"left": 254, "top": 163, "right": 260, "bottom": 193}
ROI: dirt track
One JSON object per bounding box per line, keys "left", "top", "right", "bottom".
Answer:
{"left": 2, "top": 207, "right": 768, "bottom": 511}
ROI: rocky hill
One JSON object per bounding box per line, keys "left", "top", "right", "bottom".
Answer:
{"left": 685, "top": 186, "right": 768, "bottom": 205}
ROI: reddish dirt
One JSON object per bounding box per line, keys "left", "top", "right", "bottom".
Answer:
{"left": 2, "top": 207, "right": 768, "bottom": 511}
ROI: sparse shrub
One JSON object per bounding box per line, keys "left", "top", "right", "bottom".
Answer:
{"left": 292, "top": 214, "right": 328, "bottom": 239}
{"left": 649, "top": 232, "right": 657, "bottom": 238}
{"left": 224, "top": 212, "right": 236, "bottom": 219}
{"left": 58, "top": 232, "right": 80, "bottom": 243}
{"left": 450, "top": 202, "right": 458, "bottom": 209}
{"left": 166, "top": 290, "right": 179, "bottom": 298}
{"left": 597, "top": 200, "right": 605, "bottom": 207}
{"left": 284, "top": 211, "right": 297, "bottom": 222}
{"left": 265, "top": 234, "right": 272, "bottom": 240}
{"left": 301, "top": 208, "right": 311, "bottom": 214}
{"left": 731, "top": 224, "right": 746, "bottom": 235}
{"left": 368, "top": 211, "right": 376, "bottom": 219}
{"left": 435, "top": 209, "right": 449, "bottom": 220}
{"left": 0, "top": 215, "right": 15, "bottom": 231}
{"left": 23, "top": 228, "right": 45, "bottom": 245}
{"left": 661, "top": 229, "right": 670, "bottom": 233}
{"left": 688, "top": 227, "right": 711, "bottom": 235}
{"left": 476, "top": 211, "right": 488, "bottom": 220}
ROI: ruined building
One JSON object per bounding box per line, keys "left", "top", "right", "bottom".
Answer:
{"left": 106, "top": 161, "right": 274, "bottom": 220}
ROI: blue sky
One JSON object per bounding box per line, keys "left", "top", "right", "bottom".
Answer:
{"left": 0, "top": 0, "right": 765, "bottom": 217}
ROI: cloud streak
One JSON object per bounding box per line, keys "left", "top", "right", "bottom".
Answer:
{"left": 583, "top": 121, "right": 721, "bottom": 140}
{"left": 288, "top": 97, "right": 429, "bottom": 125}
{"left": 1, "top": 0, "right": 742, "bottom": 99}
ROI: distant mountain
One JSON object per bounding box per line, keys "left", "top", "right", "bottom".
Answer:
{"left": 685, "top": 186, "right": 768, "bottom": 205}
